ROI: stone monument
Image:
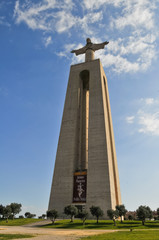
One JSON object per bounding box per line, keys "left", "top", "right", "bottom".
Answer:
{"left": 48, "top": 38, "right": 122, "bottom": 218}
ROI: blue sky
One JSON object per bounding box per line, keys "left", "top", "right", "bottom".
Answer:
{"left": 0, "top": 0, "right": 159, "bottom": 217}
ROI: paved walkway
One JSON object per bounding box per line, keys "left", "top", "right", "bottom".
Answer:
{"left": 0, "top": 221, "right": 116, "bottom": 240}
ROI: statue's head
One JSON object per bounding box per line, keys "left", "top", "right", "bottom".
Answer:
{"left": 86, "top": 38, "right": 91, "bottom": 44}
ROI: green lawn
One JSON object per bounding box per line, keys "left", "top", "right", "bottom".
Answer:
{"left": 0, "top": 234, "right": 34, "bottom": 239}
{"left": 44, "top": 219, "right": 159, "bottom": 230}
{"left": 81, "top": 231, "right": 159, "bottom": 240}
{"left": 0, "top": 218, "right": 43, "bottom": 226}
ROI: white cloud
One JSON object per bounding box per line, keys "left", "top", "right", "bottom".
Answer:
{"left": 145, "top": 98, "right": 154, "bottom": 105}
{"left": 14, "top": 0, "right": 55, "bottom": 31}
{"left": 13, "top": 0, "right": 102, "bottom": 34}
{"left": 108, "top": 0, "right": 157, "bottom": 72}
{"left": 13, "top": 0, "right": 158, "bottom": 74}
{"left": 57, "top": 43, "right": 85, "bottom": 63}
{"left": 96, "top": 52, "right": 140, "bottom": 73}
{"left": 55, "top": 11, "right": 77, "bottom": 33}
{"left": 111, "top": 1, "right": 155, "bottom": 30}
{"left": 57, "top": 43, "right": 77, "bottom": 58}
{"left": 100, "top": 34, "right": 156, "bottom": 72}
{"left": 139, "top": 98, "right": 159, "bottom": 105}
{"left": 78, "top": 11, "right": 103, "bottom": 35}
{"left": 126, "top": 98, "right": 159, "bottom": 136}
{"left": 82, "top": 0, "right": 123, "bottom": 10}
{"left": 126, "top": 116, "right": 135, "bottom": 124}
{"left": 43, "top": 36, "right": 52, "bottom": 47}
{"left": 138, "top": 111, "right": 159, "bottom": 135}
{"left": 13, "top": 0, "right": 78, "bottom": 33}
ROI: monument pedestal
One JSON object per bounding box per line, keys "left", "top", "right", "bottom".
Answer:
{"left": 48, "top": 58, "right": 121, "bottom": 218}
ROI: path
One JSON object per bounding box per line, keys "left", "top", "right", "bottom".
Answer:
{"left": 0, "top": 221, "right": 116, "bottom": 240}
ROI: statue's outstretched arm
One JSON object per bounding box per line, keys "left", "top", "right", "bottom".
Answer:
{"left": 71, "top": 46, "right": 87, "bottom": 56}
{"left": 92, "top": 41, "right": 109, "bottom": 51}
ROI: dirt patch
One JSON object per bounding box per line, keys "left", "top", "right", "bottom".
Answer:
{"left": 0, "top": 225, "right": 116, "bottom": 240}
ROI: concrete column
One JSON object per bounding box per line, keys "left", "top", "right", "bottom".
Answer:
{"left": 48, "top": 59, "right": 121, "bottom": 218}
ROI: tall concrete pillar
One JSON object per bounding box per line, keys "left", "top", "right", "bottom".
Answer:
{"left": 48, "top": 39, "right": 122, "bottom": 218}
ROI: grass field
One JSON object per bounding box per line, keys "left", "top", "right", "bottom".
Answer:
{"left": 44, "top": 219, "right": 159, "bottom": 230}
{"left": 0, "top": 218, "right": 43, "bottom": 226}
{"left": 0, "top": 234, "right": 34, "bottom": 239}
{"left": 80, "top": 231, "right": 159, "bottom": 240}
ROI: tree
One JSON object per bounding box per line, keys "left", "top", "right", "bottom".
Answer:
{"left": 107, "top": 209, "right": 119, "bottom": 226}
{"left": 90, "top": 206, "right": 104, "bottom": 223}
{"left": 146, "top": 206, "right": 153, "bottom": 220}
{"left": 115, "top": 205, "right": 127, "bottom": 223}
{"left": 25, "top": 212, "right": 36, "bottom": 218}
{"left": 10, "top": 203, "right": 22, "bottom": 219}
{"left": 78, "top": 211, "right": 88, "bottom": 225}
{"left": 0, "top": 204, "right": 5, "bottom": 218}
{"left": 3, "top": 205, "right": 12, "bottom": 223}
{"left": 136, "top": 205, "right": 152, "bottom": 225}
{"left": 47, "top": 209, "right": 59, "bottom": 224}
{"left": 157, "top": 208, "right": 159, "bottom": 220}
{"left": 128, "top": 214, "right": 133, "bottom": 220}
{"left": 42, "top": 214, "right": 46, "bottom": 219}
{"left": 64, "top": 205, "right": 78, "bottom": 222}
{"left": 25, "top": 212, "right": 31, "bottom": 218}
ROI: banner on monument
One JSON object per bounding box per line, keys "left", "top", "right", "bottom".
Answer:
{"left": 73, "top": 172, "right": 87, "bottom": 203}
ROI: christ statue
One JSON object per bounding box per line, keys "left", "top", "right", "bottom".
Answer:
{"left": 71, "top": 38, "right": 109, "bottom": 62}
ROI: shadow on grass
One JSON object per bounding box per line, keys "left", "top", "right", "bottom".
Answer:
{"left": 44, "top": 221, "right": 116, "bottom": 229}
{"left": 144, "top": 224, "right": 159, "bottom": 228}
{"left": 120, "top": 221, "right": 141, "bottom": 225}
{"left": 43, "top": 220, "right": 159, "bottom": 230}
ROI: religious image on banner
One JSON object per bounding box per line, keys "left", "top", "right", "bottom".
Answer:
{"left": 73, "top": 174, "right": 87, "bottom": 203}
